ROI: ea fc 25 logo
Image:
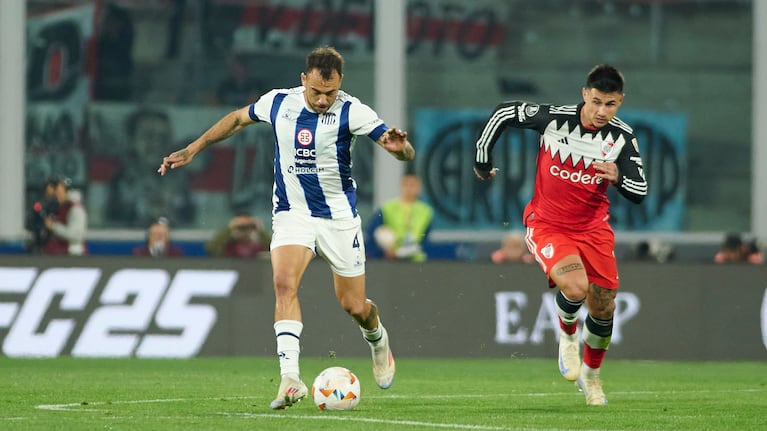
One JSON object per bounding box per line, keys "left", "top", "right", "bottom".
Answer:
{"left": 0, "top": 267, "right": 237, "bottom": 358}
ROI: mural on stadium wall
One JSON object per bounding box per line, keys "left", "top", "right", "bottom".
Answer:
{"left": 415, "top": 108, "right": 687, "bottom": 231}
{"left": 25, "top": 4, "right": 93, "bottom": 199}
{"left": 23, "top": 1, "right": 688, "bottom": 233}
{"left": 228, "top": 0, "right": 507, "bottom": 61}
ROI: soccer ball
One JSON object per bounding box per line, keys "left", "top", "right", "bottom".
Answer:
{"left": 311, "top": 366, "right": 361, "bottom": 411}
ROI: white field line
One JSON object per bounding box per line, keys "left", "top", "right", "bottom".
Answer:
{"left": 34, "top": 392, "right": 581, "bottom": 412}
{"left": 20, "top": 388, "right": 767, "bottom": 431}
{"left": 223, "top": 412, "right": 519, "bottom": 430}
{"left": 33, "top": 387, "right": 767, "bottom": 412}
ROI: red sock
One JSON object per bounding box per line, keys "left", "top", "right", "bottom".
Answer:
{"left": 583, "top": 344, "right": 606, "bottom": 369}
{"left": 558, "top": 317, "right": 578, "bottom": 336}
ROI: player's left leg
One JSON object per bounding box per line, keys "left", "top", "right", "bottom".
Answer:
{"left": 334, "top": 274, "right": 396, "bottom": 389}
{"left": 577, "top": 283, "right": 616, "bottom": 406}
{"left": 319, "top": 216, "right": 395, "bottom": 389}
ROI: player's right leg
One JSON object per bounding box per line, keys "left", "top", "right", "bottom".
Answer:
{"left": 268, "top": 220, "right": 317, "bottom": 409}
{"left": 333, "top": 276, "right": 396, "bottom": 389}
{"left": 359, "top": 301, "right": 395, "bottom": 389}
{"left": 577, "top": 284, "right": 616, "bottom": 406}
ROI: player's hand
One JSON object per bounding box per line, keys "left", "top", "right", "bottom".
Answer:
{"left": 158, "top": 148, "right": 194, "bottom": 176}
{"left": 381, "top": 128, "right": 414, "bottom": 161}
{"left": 473, "top": 163, "right": 498, "bottom": 180}
{"left": 382, "top": 128, "right": 408, "bottom": 149}
{"left": 593, "top": 161, "right": 618, "bottom": 183}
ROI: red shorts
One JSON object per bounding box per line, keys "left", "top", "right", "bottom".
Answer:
{"left": 524, "top": 222, "right": 619, "bottom": 290}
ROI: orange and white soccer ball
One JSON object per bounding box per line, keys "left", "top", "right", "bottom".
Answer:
{"left": 311, "top": 366, "right": 361, "bottom": 411}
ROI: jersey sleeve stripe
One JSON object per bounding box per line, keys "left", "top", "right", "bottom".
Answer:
{"left": 476, "top": 105, "right": 516, "bottom": 163}
{"left": 367, "top": 123, "right": 388, "bottom": 142}
{"left": 248, "top": 103, "right": 259, "bottom": 122}
{"left": 621, "top": 178, "right": 648, "bottom": 195}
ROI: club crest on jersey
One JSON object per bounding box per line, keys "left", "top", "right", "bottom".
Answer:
{"left": 296, "top": 128, "right": 314, "bottom": 146}
{"left": 601, "top": 142, "right": 615, "bottom": 157}
{"left": 542, "top": 243, "right": 554, "bottom": 259}
{"left": 321, "top": 112, "right": 337, "bottom": 125}
{"left": 524, "top": 104, "right": 539, "bottom": 117}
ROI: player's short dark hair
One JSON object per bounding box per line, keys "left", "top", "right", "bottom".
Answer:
{"left": 306, "top": 46, "right": 344, "bottom": 80}
{"left": 585, "top": 64, "right": 624, "bottom": 94}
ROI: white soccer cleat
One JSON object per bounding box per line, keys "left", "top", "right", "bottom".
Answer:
{"left": 370, "top": 327, "right": 396, "bottom": 389}
{"left": 576, "top": 373, "right": 608, "bottom": 406}
{"left": 558, "top": 333, "right": 581, "bottom": 382}
{"left": 269, "top": 375, "right": 308, "bottom": 410}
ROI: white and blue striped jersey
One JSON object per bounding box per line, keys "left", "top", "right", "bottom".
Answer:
{"left": 248, "top": 87, "right": 389, "bottom": 219}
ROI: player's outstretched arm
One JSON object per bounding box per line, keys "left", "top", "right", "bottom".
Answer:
{"left": 158, "top": 107, "right": 255, "bottom": 175}
{"left": 378, "top": 128, "right": 415, "bottom": 161}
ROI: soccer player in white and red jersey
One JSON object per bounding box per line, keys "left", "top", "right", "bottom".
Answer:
{"left": 474, "top": 64, "right": 647, "bottom": 405}
{"left": 158, "top": 46, "right": 412, "bottom": 409}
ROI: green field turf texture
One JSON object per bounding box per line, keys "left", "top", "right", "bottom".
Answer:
{"left": 2, "top": 357, "right": 765, "bottom": 431}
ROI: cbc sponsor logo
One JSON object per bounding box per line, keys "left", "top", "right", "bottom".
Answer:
{"left": 0, "top": 267, "right": 237, "bottom": 358}
{"left": 549, "top": 165, "right": 604, "bottom": 185}
{"left": 295, "top": 148, "right": 317, "bottom": 158}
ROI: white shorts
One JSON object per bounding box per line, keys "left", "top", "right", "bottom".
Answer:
{"left": 270, "top": 211, "right": 366, "bottom": 277}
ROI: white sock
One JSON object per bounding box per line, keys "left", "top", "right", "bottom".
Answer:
{"left": 274, "top": 320, "right": 303, "bottom": 377}
{"left": 581, "top": 363, "right": 600, "bottom": 378}
{"left": 361, "top": 318, "right": 384, "bottom": 345}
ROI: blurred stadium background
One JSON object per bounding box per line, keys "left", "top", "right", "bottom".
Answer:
{"left": 0, "top": 0, "right": 765, "bottom": 362}
{"left": 1, "top": 0, "right": 762, "bottom": 256}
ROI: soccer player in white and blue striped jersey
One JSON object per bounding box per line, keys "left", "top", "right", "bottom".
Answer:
{"left": 159, "top": 46, "right": 413, "bottom": 409}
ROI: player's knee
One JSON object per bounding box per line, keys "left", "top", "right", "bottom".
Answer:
{"left": 559, "top": 281, "right": 588, "bottom": 302}
{"left": 272, "top": 273, "right": 298, "bottom": 296}
{"left": 340, "top": 297, "right": 368, "bottom": 320}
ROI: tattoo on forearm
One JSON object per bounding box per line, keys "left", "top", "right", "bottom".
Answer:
{"left": 555, "top": 263, "right": 583, "bottom": 276}
{"left": 396, "top": 144, "right": 415, "bottom": 161}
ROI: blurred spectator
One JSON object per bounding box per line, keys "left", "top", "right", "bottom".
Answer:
{"left": 25, "top": 177, "right": 63, "bottom": 253}
{"left": 742, "top": 239, "right": 765, "bottom": 264}
{"left": 491, "top": 233, "right": 535, "bottom": 264}
{"left": 206, "top": 214, "right": 270, "bottom": 258}
{"left": 132, "top": 218, "right": 183, "bottom": 257}
{"left": 624, "top": 239, "right": 675, "bottom": 263}
{"left": 714, "top": 233, "right": 764, "bottom": 264}
{"left": 365, "top": 174, "right": 434, "bottom": 262}
{"left": 212, "top": 55, "right": 264, "bottom": 106}
{"left": 38, "top": 177, "right": 87, "bottom": 255}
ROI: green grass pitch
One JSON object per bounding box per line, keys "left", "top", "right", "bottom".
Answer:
{"left": 2, "top": 356, "right": 765, "bottom": 430}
